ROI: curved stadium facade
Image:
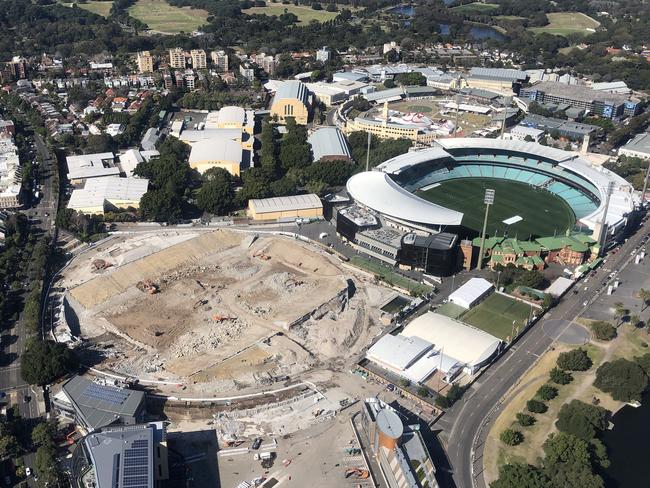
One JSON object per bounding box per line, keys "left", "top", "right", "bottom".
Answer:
{"left": 347, "top": 138, "right": 639, "bottom": 239}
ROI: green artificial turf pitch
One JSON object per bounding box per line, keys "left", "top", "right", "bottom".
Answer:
{"left": 461, "top": 293, "right": 533, "bottom": 340}
{"left": 417, "top": 177, "right": 575, "bottom": 239}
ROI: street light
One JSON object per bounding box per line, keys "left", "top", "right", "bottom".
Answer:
{"left": 477, "top": 189, "right": 495, "bottom": 270}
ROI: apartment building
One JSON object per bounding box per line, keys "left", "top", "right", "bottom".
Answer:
{"left": 137, "top": 51, "right": 154, "bottom": 73}
{"left": 211, "top": 50, "right": 229, "bottom": 71}
{"left": 168, "top": 48, "right": 186, "bottom": 69}
{"left": 190, "top": 49, "right": 207, "bottom": 69}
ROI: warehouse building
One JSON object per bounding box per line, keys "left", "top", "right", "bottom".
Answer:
{"left": 308, "top": 127, "right": 352, "bottom": 162}
{"left": 66, "top": 152, "right": 120, "bottom": 186}
{"left": 248, "top": 194, "right": 323, "bottom": 221}
{"left": 619, "top": 132, "right": 650, "bottom": 160}
{"left": 519, "top": 81, "right": 640, "bottom": 119}
{"left": 448, "top": 278, "right": 493, "bottom": 309}
{"left": 520, "top": 114, "right": 600, "bottom": 140}
{"left": 188, "top": 135, "right": 246, "bottom": 176}
{"left": 466, "top": 67, "right": 528, "bottom": 95}
{"left": 67, "top": 177, "right": 149, "bottom": 215}
{"left": 270, "top": 80, "right": 311, "bottom": 125}
{"left": 72, "top": 422, "right": 168, "bottom": 488}
{"left": 54, "top": 375, "right": 146, "bottom": 431}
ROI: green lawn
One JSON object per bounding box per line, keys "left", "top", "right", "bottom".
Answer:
{"left": 451, "top": 2, "right": 499, "bottom": 15}
{"left": 417, "top": 177, "right": 575, "bottom": 239}
{"left": 462, "top": 293, "right": 533, "bottom": 340}
{"left": 245, "top": 4, "right": 340, "bottom": 24}
{"left": 529, "top": 12, "right": 600, "bottom": 36}
{"left": 77, "top": 1, "right": 113, "bottom": 17}
{"left": 436, "top": 302, "right": 466, "bottom": 319}
{"left": 128, "top": 0, "right": 209, "bottom": 33}
{"left": 349, "top": 256, "right": 432, "bottom": 296}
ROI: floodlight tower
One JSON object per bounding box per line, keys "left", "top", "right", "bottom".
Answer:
{"left": 477, "top": 188, "right": 495, "bottom": 270}
{"left": 642, "top": 159, "right": 650, "bottom": 206}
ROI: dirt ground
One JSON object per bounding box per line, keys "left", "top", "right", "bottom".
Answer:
{"left": 61, "top": 230, "right": 391, "bottom": 395}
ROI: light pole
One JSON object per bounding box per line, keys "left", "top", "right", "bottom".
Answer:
{"left": 365, "top": 131, "right": 372, "bottom": 172}
{"left": 642, "top": 158, "right": 650, "bottom": 206}
{"left": 496, "top": 270, "right": 502, "bottom": 290}
{"left": 477, "top": 189, "right": 495, "bottom": 270}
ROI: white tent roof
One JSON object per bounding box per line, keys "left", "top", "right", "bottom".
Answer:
{"left": 401, "top": 312, "right": 501, "bottom": 368}
{"left": 449, "top": 278, "right": 493, "bottom": 309}
{"left": 366, "top": 334, "right": 433, "bottom": 371}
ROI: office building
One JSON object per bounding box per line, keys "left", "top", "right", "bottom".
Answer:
{"left": 190, "top": 49, "right": 207, "bottom": 69}
{"left": 66, "top": 152, "right": 120, "bottom": 186}
{"left": 519, "top": 81, "right": 640, "bottom": 119}
{"left": 168, "top": 48, "right": 186, "bottom": 69}
{"left": 137, "top": 51, "right": 154, "bottom": 73}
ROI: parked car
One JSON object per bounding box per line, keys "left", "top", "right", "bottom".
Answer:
{"left": 252, "top": 438, "right": 262, "bottom": 450}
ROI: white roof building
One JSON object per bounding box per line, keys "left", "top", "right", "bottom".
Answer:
{"left": 448, "top": 278, "right": 493, "bottom": 309}
{"left": 66, "top": 152, "right": 119, "bottom": 182}
{"left": 366, "top": 334, "right": 433, "bottom": 373}
{"left": 118, "top": 149, "right": 159, "bottom": 177}
{"left": 68, "top": 177, "right": 149, "bottom": 214}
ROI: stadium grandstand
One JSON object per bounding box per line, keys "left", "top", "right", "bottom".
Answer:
{"left": 345, "top": 138, "right": 639, "bottom": 243}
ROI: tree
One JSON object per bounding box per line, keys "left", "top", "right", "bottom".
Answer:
{"left": 500, "top": 429, "right": 524, "bottom": 446}
{"left": 0, "top": 434, "right": 19, "bottom": 459}
{"left": 557, "top": 349, "right": 592, "bottom": 371}
{"left": 629, "top": 314, "right": 642, "bottom": 328}
{"left": 417, "top": 387, "right": 429, "bottom": 397}
{"left": 383, "top": 78, "right": 397, "bottom": 88}
{"left": 32, "top": 421, "right": 57, "bottom": 448}
{"left": 638, "top": 288, "right": 650, "bottom": 310}
{"left": 556, "top": 400, "right": 609, "bottom": 441}
{"left": 280, "top": 118, "right": 312, "bottom": 170}
{"left": 490, "top": 463, "right": 551, "bottom": 488}
{"left": 613, "top": 302, "right": 629, "bottom": 324}
{"left": 634, "top": 353, "right": 650, "bottom": 376}
{"left": 527, "top": 399, "right": 547, "bottom": 413}
{"left": 395, "top": 72, "right": 426, "bottom": 86}
{"left": 594, "top": 358, "right": 648, "bottom": 402}
{"left": 21, "top": 339, "right": 77, "bottom": 386}
{"left": 590, "top": 321, "right": 617, "bottom": 341}
{"left": 34, "top": 443, "right": 63, "bottom": 487}
{"left": 542, "top": 433, "right": 605, "bottom": 488}
{"left": 139, "top": 188, "right": 183, "bottom": 223}
{"left": 516, "top": 412, "right": 536, "bottom": 427}
{"left": 536, "top": 384, "right": 558, "bottom": 401}
{"left": 196, "top": 167, "right": 234, "bottom": 216}
{"left": 549, "top": 367, "right": 573, "bottom": 385}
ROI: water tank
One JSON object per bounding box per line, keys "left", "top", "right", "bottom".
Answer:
{"left": 375, "top": 408, "right": 403, "bottom": 450}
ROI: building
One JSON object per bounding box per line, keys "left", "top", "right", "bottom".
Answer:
{"left": 205, "top": 105, "right": 255, "bottom": 134}
{"left": 253, "top": 53, "right": 276, "bottom": 75}
{"left": 0, "top": 132, "right": 21, "bottom": 209}
{"left": 619, "top": 132, "right": 650, "bottom": 160}
{"left": 248, "top": 194, "right": 323, "bottom": 221}
{"left": 137, "top": 51, "right": 154, "bottom": 73}
{"left": 141, "top": 127, "right": 160, "bottom": 152}
{"left": 449, "top": 278, "right": 493, "bottom": 309}
{"left": 190, "top": 49, "right": 207, "bottom": 69}
{"left": 466, "top": 67, "right": 528, "bottom": 95}
{"left": 519, "top": 81, "right": 640, "bottom": 119}
{"left": 183, "top": 71, "right": 196, "bottom": 90}
{"left": 520, "top": 114, "right": 600, "bottom": 141}
{"left": 536, "top": 234, "right": 596, "bottom": 266}
{"left": 399, "top": 232, "right": 458, "bottom": 276}
{"left": 239, "top": 63, "right": 255, "bottom": 82}
{"left": 382, "top": 42, "right": 401, "bottom": 55}
{"left": 316, "top": 46, "right": 332, "bottom": 63}
{"left": 506, "top": 125, "right": 545, "bottom": 143}
{"left": 66, "top": 152, "right": 120, "bottom": 186}
{"left": 188, "top": 135, "right": 244, "bottom": 176}
{"left": 5, "top": 56, "right": 28, "bottom": 80}
{"left": 473, "top": 237, "right": 544, "bottom": 270}
{"left": 54, "top": 375, "right": 146, "bottom": 431}
{"left": 361, "top": 398, "right": 439, "bottom": 488}
{"left": 67, "top": 177, "right": 149, "bottom": 215}
{"left": 118, "top": 148, "right": 159, "bottom": 177}
{"left": 591, "top": 81, "right": 631, "bottom": 96}
{"left": 168, "top": 48, "right": 185, "bottom": 69}
{"left": 211, "top": 50, "right": 229, "bottom": 71}
{"left": 72, "top": 422, "right": 168, "bottom": 488}
{"left": 307, "top": 127, "right": 352, "bottom": 162}
{"left": 270, "top": 80, "right": 311, "bottom": 125}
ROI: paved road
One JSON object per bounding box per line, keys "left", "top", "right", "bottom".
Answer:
{"left": 439, "top": 218, "right": 650, "bottom": 488}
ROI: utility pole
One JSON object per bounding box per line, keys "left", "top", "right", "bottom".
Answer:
{"left": 365, "top": 131, "right": 371, "bottom": 171}
{"left": 477, "top": 188, "right": 495, "bottom": 270}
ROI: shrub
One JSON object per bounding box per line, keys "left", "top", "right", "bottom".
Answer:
{"left": 516, "top": 413, "right": 536, "bottom": 427}
{"left": 557, "top": 348, "right": 593, "bottom": 371}
{"left": 549, "top": 367, "right": 573, "bottom": 385}
{"left": 537, "top": 384, "right": 559, "bottom": 401}
{"left": 526, "top": 399, "right": 548, "bottom": 414}
{"left": 591, "top": 321, "right": 617, "bottom": 341}
{"left": 500, "top": 429, "right": 524, "bottom": 446}
{"left": 417, "top": 387, "right": 429, "bottom": 398}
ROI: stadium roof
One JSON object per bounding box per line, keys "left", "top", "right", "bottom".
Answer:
{"left": 366, "top": 334, "right": 433, "bottom": 371}
{"left": 273, "top": 80, "right": 309, "bottom": 104}
{"left": 469, "top": 67, "right": 527, "bottom": 82}
{"left": 437, "top": 137, "right": 575, "bottom": 163}
{"left": 377, "top": 146, "right": 451, "bottom": 174}
{"left": 401, "top": 312, "right": 502, "bottom": 368}
{"left": 346, "top": 171, "right": 464, "bottom": 227}
{"left": 62, "top": 376, "right": 145, "bottom": 430}
{"left": 249, "top": 194, "right": 322, "bottom": 214}
{"left": 308, "top": 127, "right": 352, "bottom": 162}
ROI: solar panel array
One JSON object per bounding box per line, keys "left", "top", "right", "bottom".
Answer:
{"left": 82, "top": 383, "right": 129, "bottom": 406}
{"left": 122, "top": 440, "right": 150, "bottom": 488}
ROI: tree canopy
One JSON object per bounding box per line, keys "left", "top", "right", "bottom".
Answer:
{"left": 21, "top": 339, "right": 77, "bottom": 386}
{"left": 594, "top": 358, "right": 648, "bottom": 402}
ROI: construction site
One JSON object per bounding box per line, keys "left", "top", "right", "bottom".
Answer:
{"left": 57, "top": 229, "right": 392, "bottom": 397}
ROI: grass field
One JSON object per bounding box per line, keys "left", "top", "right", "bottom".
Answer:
{"left": 76, "top": 0, "right": 113, "bottom": 17}
{"left": 462, "top": 293, "right": 533, "bottom": 340}
{"left": 451, "top": 2, "right": 499, "bottom": 15}
{"left": 349, "top": 256, "right": 432, "bottom": 296}
{"left": 418, "top": 177, "right": 575, "bottom": 239}
{"left": 128, "top": 0, "right": 209, "bottom": 33}
{"left": 245, "top": 4, "right": 339, "bottom": 24}
{"left": 529, "top": 12, "right": 600, "bottom": 36}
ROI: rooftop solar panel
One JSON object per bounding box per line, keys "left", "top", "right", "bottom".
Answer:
{"left": 82, "top": 383, "right": 129, "bottom": 405}
{"left": 124, "top": 457, "right": 148, "bottom": 467}
{"left": 123, "top": 475, "right": 148, "bottom": 487}
{"left": 124, "top": 448, "right": 148, "bottom": 458}
{"left": 131, "top": 440, "right": 148, "bottom": 448}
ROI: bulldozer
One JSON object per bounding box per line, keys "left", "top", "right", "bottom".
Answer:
{"left": 345, "top": 468, "right": 369, "bottom": 479}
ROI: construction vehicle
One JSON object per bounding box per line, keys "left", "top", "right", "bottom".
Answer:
{"left": 136, "top": 280, "right": 159, "bottom": 294}
{"left": 345, "top": 468, "right": 369, "bottom": 479}
{"left": 344, "top": 447, "right": 361, "bottom": 455}
{"left": 193, "top": 299, "right": 208, "bottom": 310}
{"left": 91, "top": 259, "right": 111, "bottom": 271}
{"left": 253, "top": 250, "right": 271, "bottom": 261}
{"left": 212, "top": 314, "right": 236, "bottom": 322}
{"left": 312, "top": 409, "right": 324, "bottom": 417}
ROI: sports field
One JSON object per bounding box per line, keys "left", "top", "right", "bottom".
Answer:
{"left": 451, "top": 2, "right": 499, "bottom": 15}
{"left": 529, "top": 12, "right": 600, "bottom": 36}
{"left": 418, "top": 177, "right": 575, "bottom": 239}
{"left": 128, "top": 0, "right": 209, "bottom": 33}
{"left": 76, "top": 1, "right": 113, "bottom": 17}
{"left": 245, "top": 4, "right": 340, "bottom": 24}
{"left": 462, "top": 293, "right": 532, "bottom": 340}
